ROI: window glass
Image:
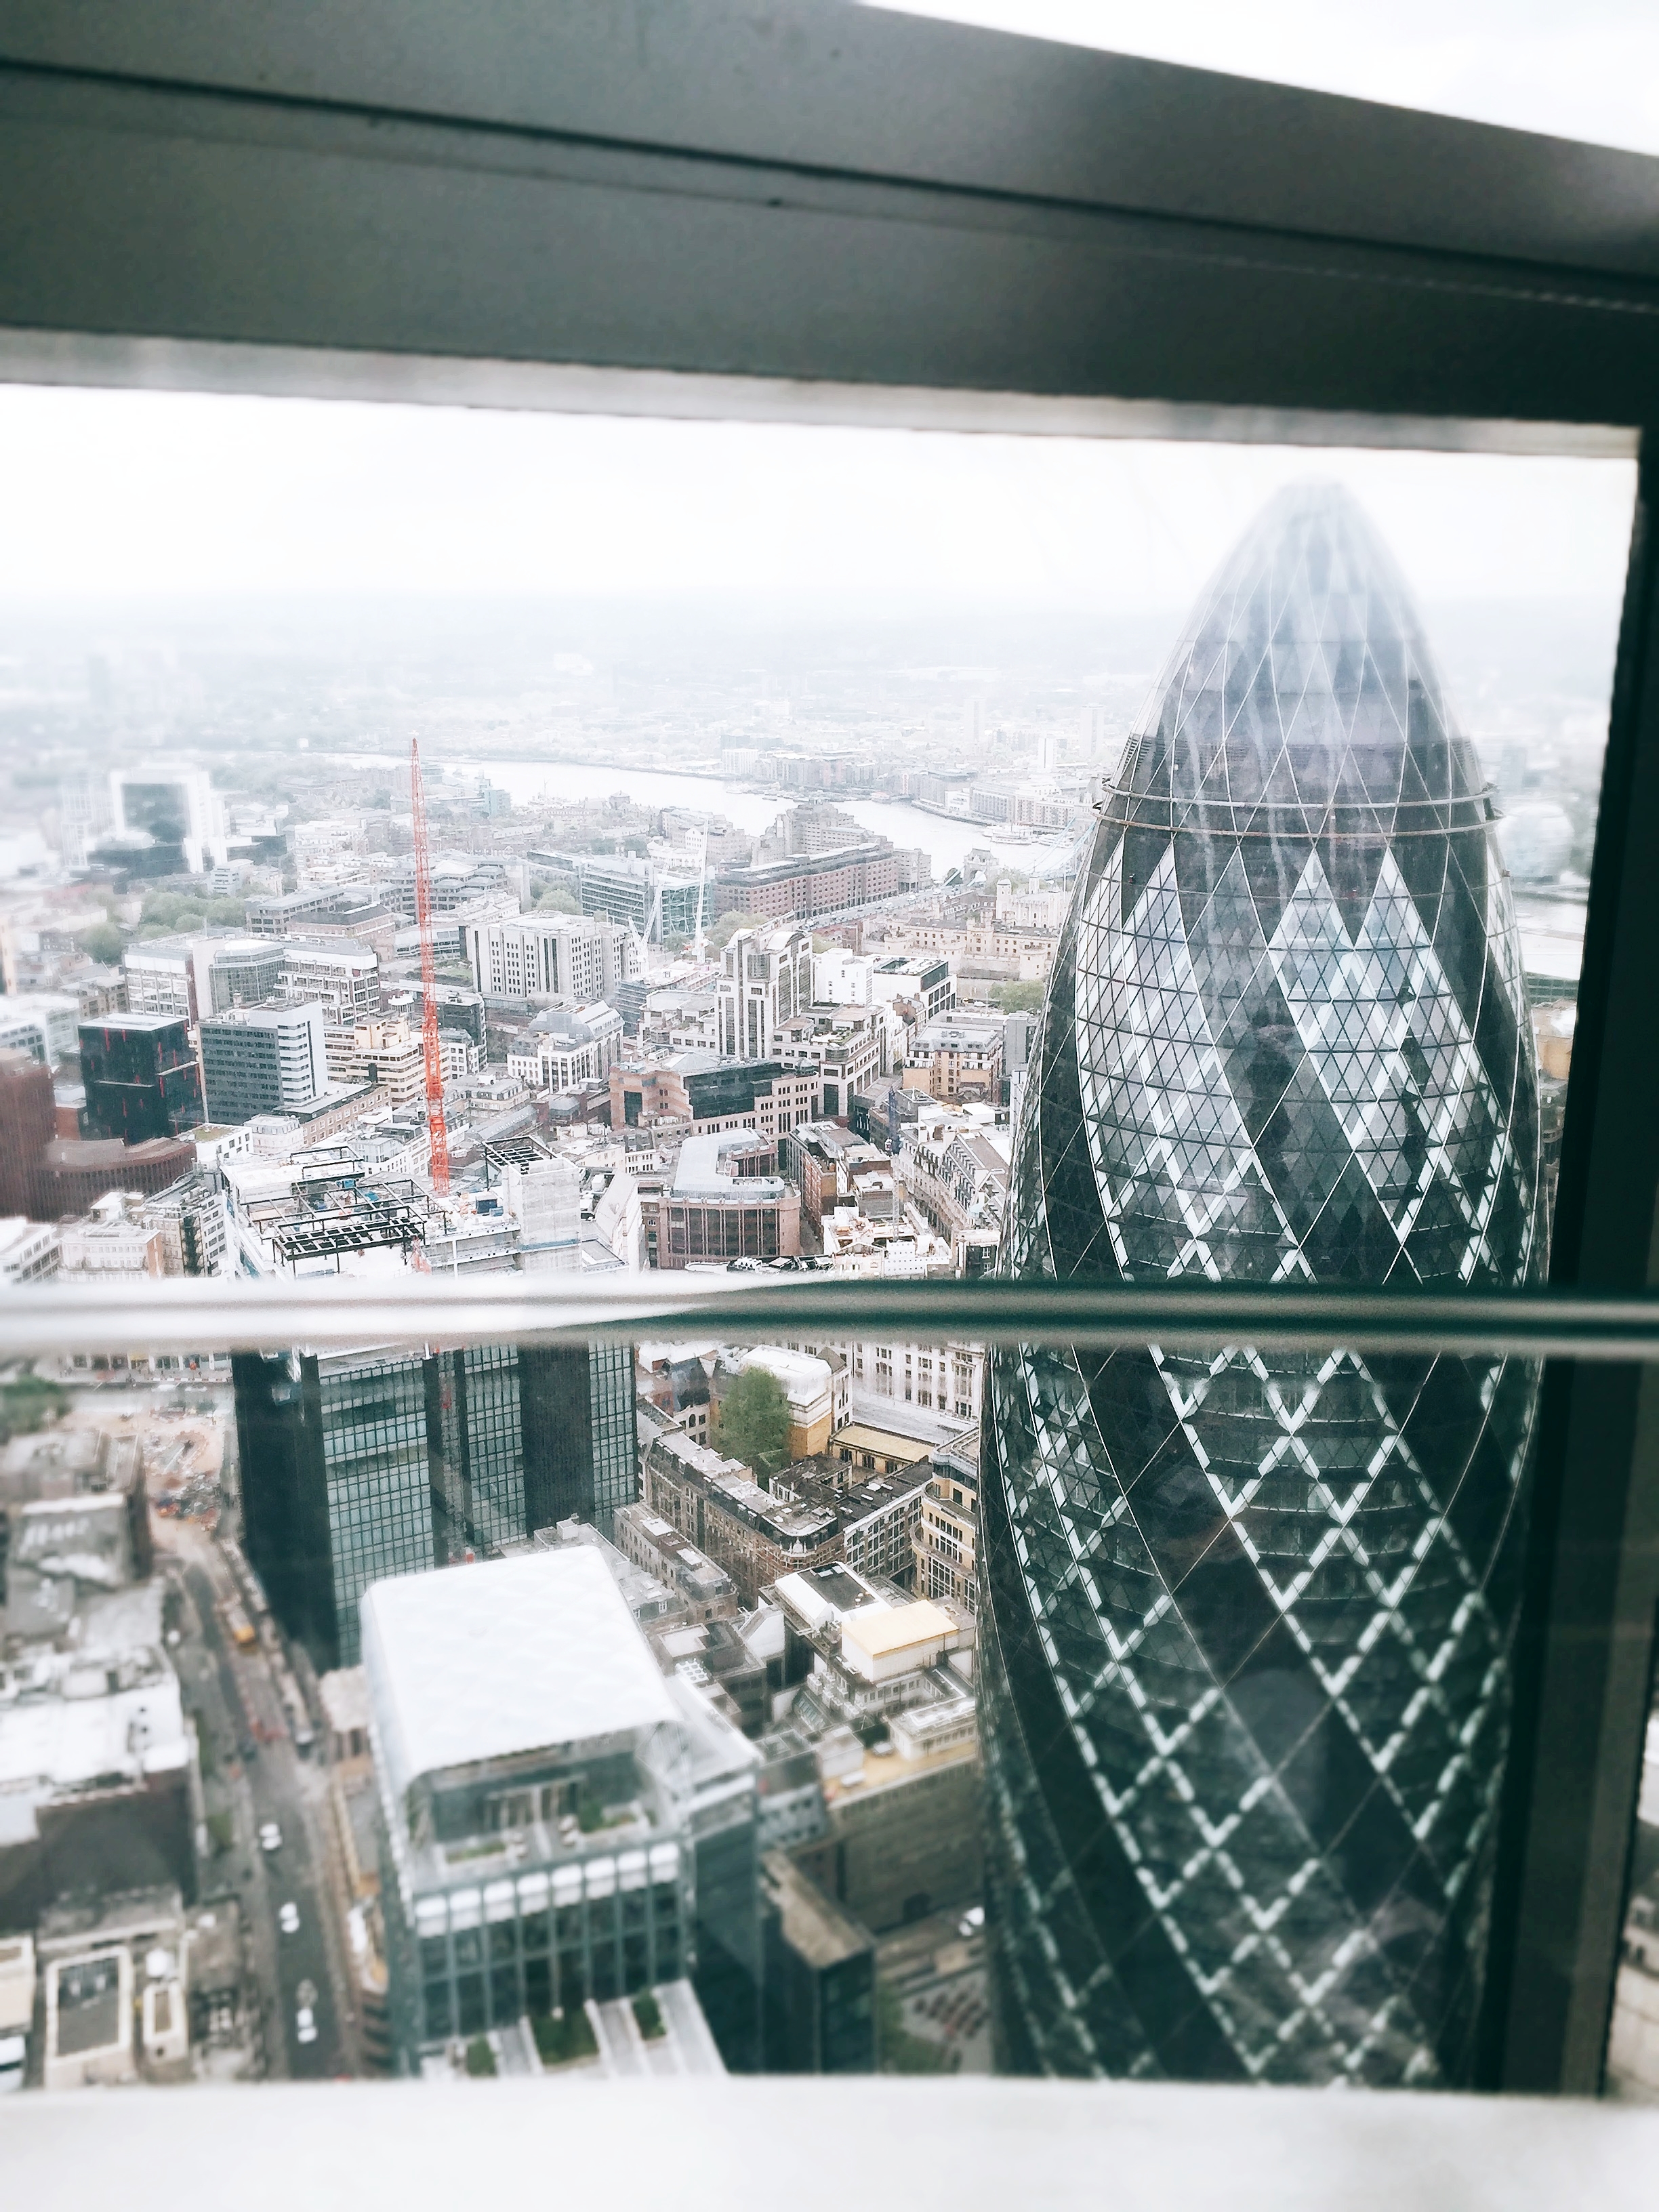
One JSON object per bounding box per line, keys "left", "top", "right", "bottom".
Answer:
{"left": 0, "top": 383, "right": 1635, "bottom": 2088}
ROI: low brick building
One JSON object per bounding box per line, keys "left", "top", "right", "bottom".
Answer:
{"left": 610, "top": 1052, "right": 820, "bottom": 1144}
{"left": 653, "top": 1130, "right": 802, "bottom": 1271}
{"left": 641, "top": 1425, "right": 928, "bottom": 1605}
{"left": 33, "top": 1135, "right": 197, "bottom": 1218}
{"left": 642, "top": 1429, "right": 840, "bottom": 1605}
{"left": 905, "top": 1017, "right": 1004, "bottom": 1105}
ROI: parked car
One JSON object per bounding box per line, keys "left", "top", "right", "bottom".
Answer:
{"left": 258, "top": 1822, "right": 283, "bottom": 1853}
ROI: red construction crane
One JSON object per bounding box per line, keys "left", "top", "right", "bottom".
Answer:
{"left": 409, "top": 737, "right": 451, "bottom": 1197}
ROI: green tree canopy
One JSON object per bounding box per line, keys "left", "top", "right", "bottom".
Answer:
{"left": 75, "top": 922, "right": 124, "bottom": 966}
{"left": 140, "top": 893, "right": 208, "bottom": 933}
{"left": 531, "top": 882, "right": 580, "bottom": 914}
{"left": 136, "top": 891, "right": 249, "bottom": 934}
{"left": 0, "top": 1376, "right": 68, "bottom": 1441}
{"left": 716, "top": 1364, "right": 792, "bottom": 1477}
{"left": 985, "top": 980, "right": 1045, "bottom": 1014}
{"left": 709, "top": 909, "right": 767, "bottom": 953}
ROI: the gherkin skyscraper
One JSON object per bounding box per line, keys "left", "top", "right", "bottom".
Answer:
{"left": 980, "top": 484, "right": 1544, "bottom": 2087}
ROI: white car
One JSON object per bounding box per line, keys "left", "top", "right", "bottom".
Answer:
{"left": 278, "top": 1901, "right": 300, "bottom": 1936}
{"left": 295, "top": 2005, "right": 317, "bottom": 2046}
{"left": 258, "top": 1822, "right": 283, "bottom": 1853}
{"left": 958, "top": 1905, "right": 985, "bottom": 1938}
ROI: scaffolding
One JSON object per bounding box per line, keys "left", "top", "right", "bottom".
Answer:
{"left": 266, "top": 1175, "right": 431, "bottom": 1268}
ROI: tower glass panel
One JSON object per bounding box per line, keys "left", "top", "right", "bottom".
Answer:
{"left": 982, "top": 484, "right": 1547, "bottom": 2085}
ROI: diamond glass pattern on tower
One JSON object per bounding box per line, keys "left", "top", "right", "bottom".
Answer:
{"left": 980, "top": 485, "right": 1544, "bottom": 2086}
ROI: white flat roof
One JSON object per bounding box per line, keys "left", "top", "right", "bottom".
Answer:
{"left": 743, "top": 1345, "right": 832, "bottom": 1408}
{"left": 842, "top": 1599, "right": 955, "bottom": 1661}
{"left": 362, "top": 1549, "right": 678, "bottom": 1805}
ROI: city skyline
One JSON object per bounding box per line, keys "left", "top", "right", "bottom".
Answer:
{"left": 0, "top": 425, "right": 1633, "bottom": 2093}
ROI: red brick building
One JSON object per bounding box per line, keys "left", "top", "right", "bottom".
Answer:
{"left": 33, "top": 1136, "right": 197, "bottom": 1220}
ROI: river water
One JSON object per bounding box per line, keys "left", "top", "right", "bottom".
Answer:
{"left": 434, "top": 755, "right": 1057, "bottom": 880}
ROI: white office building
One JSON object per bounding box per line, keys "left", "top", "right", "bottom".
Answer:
{"left": 717, "top": 924, "right": 812, "bottom": 1059}
{"left": 462, "top": 914, "right": 640, "bottom": 1004}
{"left": 812, "top": 949, "right": 954, "bottom": 1026}
{"left": 108, "top": 765, "right": 228, "bottom": 876}
{"left": 506, "top": 1002, "right": 624, "bottom": 1093}
{"left": 279, "top": 936, "right": 380, "bottom": 1026}
{"left": 362, "top": 1546, "right": 760, "bottom": 2072}
{"left": 200, "top": 1001, "right": 330, "bottom": 1123}
{"left": 0, "top": 992, "right": 81, "bottom": 1070}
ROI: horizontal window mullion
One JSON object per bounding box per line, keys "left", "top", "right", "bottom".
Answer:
{"left": 12, "top": 1276, "right": 1659, "bottom": 1361}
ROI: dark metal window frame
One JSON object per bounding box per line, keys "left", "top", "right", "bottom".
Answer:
{"left": 5, "top": 0, "right": 1659, "bottom": 2096}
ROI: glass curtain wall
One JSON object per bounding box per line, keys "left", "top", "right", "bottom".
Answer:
{"left": 981, "top": 483, "right": 1570, "bottom": 2085}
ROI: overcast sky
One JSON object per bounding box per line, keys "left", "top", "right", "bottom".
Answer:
{"left": 870, "top": 0, "right": 1659, "bottom": 157}
{"left": 0, "top": 385, "right": 1635, "bottom": 617}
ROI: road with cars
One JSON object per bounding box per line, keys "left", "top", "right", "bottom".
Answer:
{"left": 163, "top": 1518, "right": 354, "bottom": 2080}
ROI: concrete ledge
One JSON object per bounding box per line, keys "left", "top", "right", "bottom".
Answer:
{"left": 5, "top": 2076, "right": 1659, "bottom": 2211}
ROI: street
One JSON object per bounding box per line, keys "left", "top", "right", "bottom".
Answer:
{"left": 162, "top": 1515, "right": 358, "bottom": 2080}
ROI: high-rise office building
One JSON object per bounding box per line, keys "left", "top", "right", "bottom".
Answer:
{"left": 276, "top": 937, "right": 379, "bottom": 1026}
{"left": 0, "top": 994, "right": 80, "bottom": 1071}
{"left": 0, "top": 1050, "right": 56, "bottom": 1219}
{"left": 520, "top": 1343, "right": 638, "bottom": 1537}
{"left": 235, "top": 1338, "right": 639, "bottom": 1668}
{"left": 79, "top": 1014, "right": 203, "bottom": 1146}
{"left": 363, "top": 1546, "right": 761, "bottom": 2074}
{"left": 205, "top": 937, "right": 285, "bottom": 1013}
{"left": 718, "top": 924, "right": 813, "bottom": 1058}
{"left": 200, "top": 1001, "right": 329, "bottom": 1123}
{"left": 106, "top": 763, "right": 228, "bottom": 876}
{"left": 462, "top": 912, "right": 638, "bottom": 1002}
{"left": 980, "top": 486, "right": 1543, "bottom": 2087}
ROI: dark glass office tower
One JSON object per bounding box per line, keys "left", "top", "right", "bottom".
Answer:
{"left": 981, "top": 485, "right": 1544, "bottom": 2087}
{"left": 428, "top": 1345, "right": 530, "bottom": 1560}
{"left": 236, "top": 1340, "right": 639, "bottom": 1668}
{"left": 520, "top": 1341, "right": 639, "bottom": 1541}
{"left": 79, "top": 1012, "right": 203, "bottom": 1143}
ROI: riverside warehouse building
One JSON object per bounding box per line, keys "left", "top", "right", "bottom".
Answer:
{"left": 362, "top": 1544, "right": 764, "bottom": 2074}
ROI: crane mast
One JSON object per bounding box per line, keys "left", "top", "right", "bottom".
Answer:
{"left": 409, "top": 738, "right": 451, "bottom": 1197}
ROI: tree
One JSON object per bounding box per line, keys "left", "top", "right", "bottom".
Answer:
{"left": 987, "top": 980, "right": 1045, "bottom": 1015}
{"left": 0, "top": 1377, "right": 68, "bottom": 1441}
{"left": 76, "top": 922, "right": 124, "bottom": 966}
{"left": 531, "top": 882, "right": 579, "bottom": 914}
{"left": 140, "top": 893, "right": 209, "bottom": 933}
{"left": 716, "top": 1364, "right": 792, "bottom": 1477}
{"left": 709, "top": 909, "right": 767, "bottom": 953}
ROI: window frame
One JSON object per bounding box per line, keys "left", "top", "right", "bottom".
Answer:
{"left": 3, "top": 0, "right": 1659, "bottom": 2097}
